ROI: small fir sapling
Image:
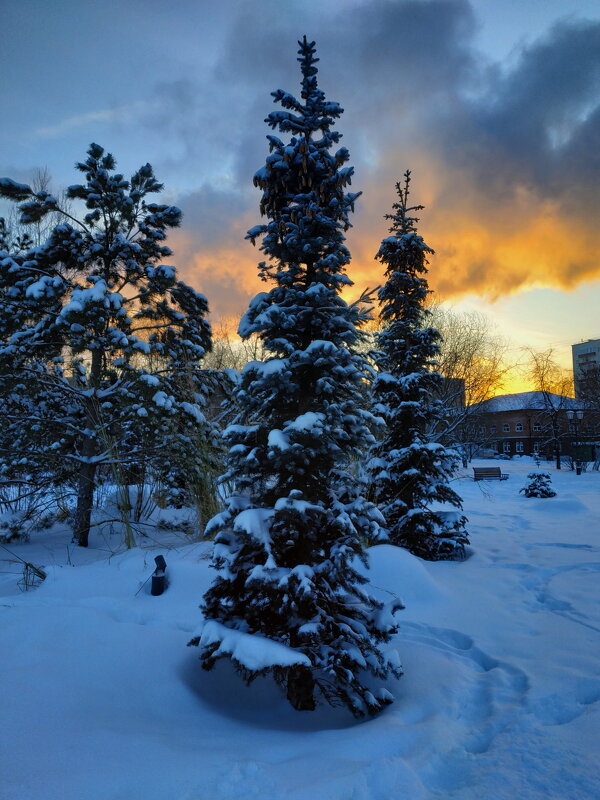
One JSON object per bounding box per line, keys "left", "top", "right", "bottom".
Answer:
{"left": 520, "top": 472, "right": 556, "bottom": 498}
{"left": 190, "top": 37, "right": 402, "bottom": 717}
{"left": 368, "top": 172, "right": 469, "bottom": 561}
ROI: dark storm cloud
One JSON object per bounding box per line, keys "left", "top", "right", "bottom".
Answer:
{"left": 4, "top": 0, "right": 598, "bottom": 314}
{"left": 211, "top": 0, "right": 480, "bottom": 171}
{"left": 562, "top": 103, "right": 600, "bottom": 206}
{"left": 138, "top": 1, "right": 600, "bottom": 307}
{"left": 439, "top": 18, "right": 600, "bottom": 197}
{"left": 170, "top": 0, "right": 482, "bottom": 295}
{"left": 342, "top": 0, "right": 479, "bottom": 101}
{"left": 177, "top": 185, "right": 250, "bottom": 247}
{"left": 413, "top": 17, "right": 600, "bottom": 297}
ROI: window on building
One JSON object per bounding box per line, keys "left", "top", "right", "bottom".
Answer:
{"left": 490, "top": 425, "right": 497, "bottom": 434}
{"left": 533, "top": 423, "right": 541, "bottom": 432}
{"left": 515, "top": 423, "right": 523, "bottom": 432}
{"left": 503, "top": 441, "right": 511, "bottom": 453}
{"left": 516, "top": 441, "right": 524, "bottom": 453}
{"left": 478, "top": 426, "right": 484, "bottom": 434}
{"left": 569, "top": 422, "right": 576, "bottom": 433}
{"left": 502, "top": 423, "right": 510, "bottom": 432}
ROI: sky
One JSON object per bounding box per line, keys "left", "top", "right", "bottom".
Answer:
{"left": 2, "top": 0, "right": 599, "bottom": 390}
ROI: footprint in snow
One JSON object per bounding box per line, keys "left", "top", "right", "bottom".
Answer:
{"left": 529, "top": 677, "right": 600, "bottom": 726}
{"left": 398, "top": 621, "right": 529, "bottom": 756}
{"left": 521, "top": 562, "right": 600, "bottom": 632}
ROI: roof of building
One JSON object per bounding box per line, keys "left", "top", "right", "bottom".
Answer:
{"left": 478, "top": 391, "right": 580, "bottom": 413}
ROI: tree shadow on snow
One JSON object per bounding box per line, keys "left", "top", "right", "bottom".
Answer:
{"left": 178, "top": 653, "right": 375, "bottom": 733}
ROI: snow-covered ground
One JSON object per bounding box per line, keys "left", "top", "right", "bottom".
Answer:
{"left": 1, "top": 459, "right": 599, "bottom": 799}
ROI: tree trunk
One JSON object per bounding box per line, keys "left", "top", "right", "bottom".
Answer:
{"left": 73, "top": 348, "right": 102, "bottom": 547}
{"left": 134, "top": 465, "right": 146, "bottom": 523}
{"left": 73, "top": 454, "right": 97, "bottom": 548}
{"left": 286, "top": 666, "right": 315, "bottom": 711}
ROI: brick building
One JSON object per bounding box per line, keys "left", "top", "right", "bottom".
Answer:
{"left": 473, "top": 391, "right": 597, "bottom": 459}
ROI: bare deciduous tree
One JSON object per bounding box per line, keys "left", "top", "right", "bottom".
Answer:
{"left": 202, "top": 315, "right": 267, "bottom": 372}
{"left": 1, "top": 168, "right": 71, "bottom": 249}
{"left": 524, "top": 348, "right": 574, "bottom": 469}
{"left": 427, "top": 306, "right": 513, "bottom": 464}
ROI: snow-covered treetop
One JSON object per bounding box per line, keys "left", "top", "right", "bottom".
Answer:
{"left": 0, "top": 144, "right": 180, "bottom": 255}
{"left": 382, "top": 170, "right": 428, "bottom": 239}
{"left": 372, "top": 169, "right": 443, "bottom": 419}
{"left": 377, "top": 170, "right": 435, "bottom": 330}
{"left": 0, "top": 143, "right": 210, "bottom": 371}
{"left": 266, "top": 36, "right": 343, "bottom": 139}
{"left": 243, "top": 37, "right": 363, "bottom": 355}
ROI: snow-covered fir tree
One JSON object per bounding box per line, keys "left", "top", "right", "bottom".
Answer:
{"left": 0, "top": 145, "right": 215, "bottom": 546}
{"left": 368, "top": 171, "right": 469, "bottom": 560}
{"left": 189, "top": 37, "right": 402, "bottom": 717}
{"left": 520, "top": 472, "right": 556, "bottom": 498}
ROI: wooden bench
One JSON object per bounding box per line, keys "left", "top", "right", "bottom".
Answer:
{"left": 473, "top": 466, "right": 509, "bottom": 481}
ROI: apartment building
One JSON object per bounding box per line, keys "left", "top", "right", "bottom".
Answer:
{"left": 572, "top": 338, "right": 600, "bottom": 398}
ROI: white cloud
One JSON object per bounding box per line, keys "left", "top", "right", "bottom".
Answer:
{"left": 33, "top": 101, "right": 155, "bottom": 139}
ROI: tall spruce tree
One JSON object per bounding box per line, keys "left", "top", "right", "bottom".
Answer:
{"left": 189, "top": 37, "right": 402, "bottom": 717}
{"left": 368, "top": 171, "right": 469, "bottom": 560}
{"left": 0, "top": 146, "right": 214, "bottom": 546}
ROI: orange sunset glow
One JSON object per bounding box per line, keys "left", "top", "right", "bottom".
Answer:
{"left": 3, "top": 0, "right": 599, "bottom": 390}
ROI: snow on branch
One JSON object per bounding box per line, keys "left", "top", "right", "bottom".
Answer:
{"left": 195, "top": 621, "right": 311, "bottom": 671}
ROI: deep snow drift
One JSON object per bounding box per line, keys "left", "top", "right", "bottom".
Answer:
{"left": 1, "top": 458, "right": 599, "bottom": 799}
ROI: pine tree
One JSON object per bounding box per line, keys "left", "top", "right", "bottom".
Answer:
{"left": 368, "top": 171, "right": 469, "bottom": 560}
{"left": 189, "top": 37, "right": 402, "bottom": 717}
{"left": 0, "top": 146, "right": 214, "bottom": 546}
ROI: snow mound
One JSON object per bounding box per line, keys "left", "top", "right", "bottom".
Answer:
{"left": 362, "top": 544, "right": 446, "bottom": 606}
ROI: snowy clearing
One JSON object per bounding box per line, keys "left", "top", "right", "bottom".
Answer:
{"left": 1, "top": 458, "right": 599, "bottom": 799}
